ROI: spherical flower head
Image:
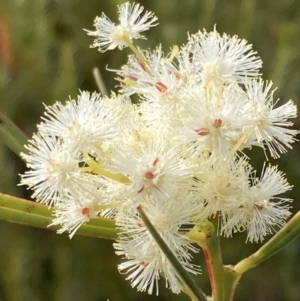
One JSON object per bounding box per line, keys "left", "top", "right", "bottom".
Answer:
{"left": 118, "top": 46, "right": 188, "bottom": 99}
{"left": 186, "top": 28, "right": 262, "bottom": 86}
{"left": 38, "top": 91, "right": 131, "bottom": 161}
{"left": 86, "top": 2, "right": 158, "bottom": 52}
{"left": 243, "top": 78, "right": 298, "bottom": 158}
{"left": 114, "top": 202, "right": 200, "bottom": 295}
{"left": 50, "top": 189, "right": 103, "bottom": 238}
{"left": 194, "top": 158, "right": 250, "bottom": 218}
{"left": 109, "top": 137, "right": 193, "bottom": 204}
{"left": 221, "top": 164, "right": 292, "bottom": 242}
{"left": 19, "top": 134, "right": 86, "bottom": 206}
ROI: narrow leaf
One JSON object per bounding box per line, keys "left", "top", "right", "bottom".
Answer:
{"left": 0, "top": 192, "right": 118, "bottom": 240}
{"left": 0, "top": 109, "right": 29, "bottom": 157}
{"left": 137, "top": 205, "right": 207, "bottom": 301}
{"left": 235, "top": 211, "right": 300, "bottom": 274}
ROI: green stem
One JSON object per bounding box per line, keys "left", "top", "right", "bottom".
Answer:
{"left": 0, "top": 192, "right": 118, "bottom": 240}
{"left": 122, "top": 35, "right": 147, "bottom": 64}
{"left": 85, "top": 155, "right": 130, "bottom": 184}
{"left": 136, "top": 205, "right": 207, "bottom": 301}
{"left": 189, "top": 221, "right": 240, "bottom": 301}
{"left": 203, "top": 233, "right": 239, "bottom": 300}
{"left": 0, "top": 109, "right": 29, "bottom": 157}
{"left": 235, "top": 211, "right": 300, "bottom": 275}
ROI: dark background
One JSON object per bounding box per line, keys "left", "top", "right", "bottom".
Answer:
{"left": 0, "top": 0, "right": 299, "bottom": 300}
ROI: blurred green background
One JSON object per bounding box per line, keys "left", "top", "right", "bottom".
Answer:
{"left": 0, "top": 0, "right": 299, "bottom": 300}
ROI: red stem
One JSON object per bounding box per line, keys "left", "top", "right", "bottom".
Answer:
{"left": 202, "top": 247, "right": 216, "bottom": 296}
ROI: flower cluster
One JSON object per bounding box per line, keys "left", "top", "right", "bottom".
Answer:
{"left": 20, "top": 2, "right": 298, "bottom": 295}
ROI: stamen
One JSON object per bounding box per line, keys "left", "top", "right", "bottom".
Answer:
{"left": 124, "top": 77, "right": 137, "bottom": 86}
{"left": 195, "top": 128, "right": 210, "bottom": 136}
{"left": 153, "top": 158, "right": 159, "bottom": 166}
{"left": 167, "top": 45, "right": 179, "bottom": 62}
{"left": 173, "top": 71, "right": 182, "bottom": 79}
{"left": 155, "top": 82, "right": 168, "bottom": 93}
{"left": 168, "top": 69, "right": 182, "bottom": 79}
{"left": 82, "top": 207, "right": 90, "bottom": 215}
{"left": 213, "top": 119, "right": 222, "bottom": 128}
{"left": 138, "top": 59, "right": 147, "bottom": 71}
{"left": 127, "top": 74, "right": 138, "bottom": 81}
{"left": 255, "top": 203, "right": 265, "bottom": 210}
{"left": 144, "top": 171, "right": 155, "bottom": 179}
{"left": 137, "top": 186, "right": 144, "bottom": 193}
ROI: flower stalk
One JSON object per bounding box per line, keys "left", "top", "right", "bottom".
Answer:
{"left": 190, "top": 220, "right": 240, "bottom": 301}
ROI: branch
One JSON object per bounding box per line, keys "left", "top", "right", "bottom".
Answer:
{"left": 235, "top": 211, "right": 300, "bottom": 274}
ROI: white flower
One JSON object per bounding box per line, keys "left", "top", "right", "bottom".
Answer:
{"left": 38, "top": 91, "right": 130, "bottom": 161}
{"left": 175, "top": 83, "right": 251, "bottom": 159}
{"left": 221, "top": 165, "right": 292, "bottom": 242}
{"left": 118, "top": 46, "right": 188, "bottom": 99}
{"left": 19, "top": 134, "right": 86, "bottom": 206}
{"left": 186, "top": 28, "right": 262, "bottom": 86}
{"left": 86, "top": 2, "right": 158, "bottom": 52}
{"left": 244, "top": 79, "right": 298, "bottom": 158}
{"left": 50, "top": 190, "right": 101, "bottom": 238}
{"left": 109, "top": 137, "right": 193, "bottom": 204}
{"left": 118, "top": 46, "right": 201, "bottom": 136}
{"left": 114, "top": 201, "right": 200, "bottom": 295}
{"left": 194, "top": 158, "right": 250, "bottom": 218}
{"left": 20, "top": 134, "right": 82, "bottom": 206}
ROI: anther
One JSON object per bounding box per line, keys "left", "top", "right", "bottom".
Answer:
{"left": 195, "top": 128, "right": 210, "bottom": 136}
{"left": 213, "top": 118, "right": 222, "bottom": 128}
{"left": 138, "top": 60, "right": 147, "bottom": 71}
{"left": 127, "top": 74, "right": 138, "bottom": 81}
{"left": 153, "top": 158, "right": 159, "bottom": 166}
{"left": 155, "top": 82, "right": 168, "bottom": 93}
{"left": 144, "top": 171, "right": 155, "bottom": 179}
{"left": 82, "top": 207, "right": 90, "bottom": 215}
{"left": 137, "top": 186, "right": 145, "bottom": 193}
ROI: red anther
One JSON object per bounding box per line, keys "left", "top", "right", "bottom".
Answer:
{"left": 137, "top": 222, "right": 145, "bottom": 228}
{"left": 195, "top": 128, "right": 210, "bottom": 136}
{"left": 144, "top": 171, "right": 155, "bottom": 179}
{"left": 81, "top": 207, "right": 90, "bottom": 215}
{"left": 168, "top": 70, "right": 182, "bottom": 79}
{"left": 213, "top": 118, "right": 222, "bottom": 128}
{"left": 127, "top": 74, "right": 138, "bottom": 81}
{"left": 155, "top": 82, "right": 168, "bottom": 93}
{"left": 137, "top": 186, "right": 145, "bottom": 193}
{"left": 173, "top": 71, "right": 182, "bottom": 79}
{"left": 153, "top": 157, "right": 159, "bottom": 166}
{"left": 138, "top": 59, "right": 147, "bottom": 71}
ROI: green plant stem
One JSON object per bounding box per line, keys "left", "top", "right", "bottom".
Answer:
{"left": 122, "top": 35, "right": 147, "bottom": 65}
{"left": 0, "top": 109, "right": 29, "bottom": 157}
{"left": 189, "top": 221, "right": 240, "bottom": 301}
{"left": 136, "top": 205, "right": 208, "bottom": 301}
{"left": 235, "top": 211, "right": 300, "bottom": 274}
{"left": 201, "top": 233, "right": 240, "bottom": 301}
{"left": 0, "top": 192, "right": 118, "bottom": 240}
